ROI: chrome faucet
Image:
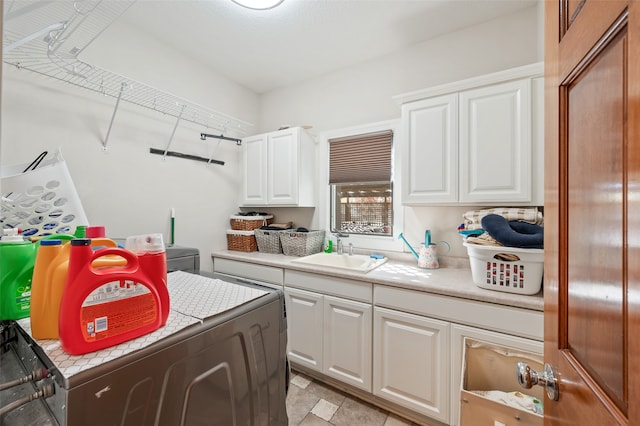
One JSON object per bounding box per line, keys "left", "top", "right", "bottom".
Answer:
{"left": 335, "top": 232, "right": 349, "bottom": 255}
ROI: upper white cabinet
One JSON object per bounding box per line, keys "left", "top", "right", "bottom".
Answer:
{"left": 241, "top": 127, "right": 316, "bottom": 206}
{"left": 396, "top": 63, "right": 544, "bottom": 206}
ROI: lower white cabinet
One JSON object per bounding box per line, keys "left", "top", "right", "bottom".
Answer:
{"left": 449, "top": 324, "right": 543, "bottom": 426}
{"left": 284, "top": 271, "right": 373, "bottom": 392}
{"left": 373, "top": 306, "right": 450, "bottom": 424}
{"left": 284, "top": 287, "right": 324, "bottom": 371}
{"left": 323, "top": 295, "right": 372, "bottom": 390}
{"left": 212, "top": 258, "right": 544, "bottom": 425}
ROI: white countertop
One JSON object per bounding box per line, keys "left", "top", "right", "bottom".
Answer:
{"left": 211, "top": 250, "right": 544, "bottom": 312}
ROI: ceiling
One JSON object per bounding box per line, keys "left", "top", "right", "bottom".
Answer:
{"left": 120, "top": 0, "right": 539, "bottom": 94}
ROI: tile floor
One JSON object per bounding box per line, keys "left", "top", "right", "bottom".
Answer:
{"left": 286, "top": 370, "right": 423, "bottom": 426}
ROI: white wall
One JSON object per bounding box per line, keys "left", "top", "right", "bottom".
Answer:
{"left": 258, "top": 4, "right": 544, "bottom": 259}
{"left": 1, "top": 21, "right": 259, "bottom": 272}
{"left": 1, "top": 3, "right": 543, "bottom": 269}
{"left": 258, "top": 4, "right": 542, "bottom": 133}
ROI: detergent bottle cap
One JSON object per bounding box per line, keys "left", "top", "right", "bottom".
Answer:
{"left": 71, "top": 238, "right": 91, "bottom": 246}
{"left": 40, "top": 239, "right": 62, "bottom": 246}
{"left": 74, "top": 226, "right": 87, "bottom": 238}
{"left": 125, "top": 233, "right": 165, "bottom": 254}
{"left": 1, "top": 228, "right": 27, "bottom": 243}
{"left": 85, "top": 226, "right": 105, "bottom": 238}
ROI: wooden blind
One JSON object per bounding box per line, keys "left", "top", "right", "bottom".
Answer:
{"left": 329, "top": 130, "right": 393, "bottom": 184}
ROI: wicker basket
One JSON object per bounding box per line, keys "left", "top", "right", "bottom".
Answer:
{"left": 463, "top": 242, "right": 543, "bottom": 295}
{"left": 255, "top": 229, "right": 286, "bottom": 254}
{"left": 230, "top": 215, "right": 273, "bottom": 231}
{"left": 227, "top": 230, "right": 257, "bottom": 252}
{"left": 280, "top": 230, "right": 325, "bottom": 257}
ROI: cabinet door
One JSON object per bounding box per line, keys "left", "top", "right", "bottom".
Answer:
{"left": 268, "top": 128, "right": 298, "bottom": 205}
{"left": 284, "top": 287, "right": 323, "bottom": 372}
{"left": 323, "top": 296, "right": 372, "bottom": 392}
{"left": 241, "top": 135, "right": 268, "bottom": 205}
{"left": 401, "top": 94, "right": 458, "bottom": 204}
{"left": 459, "top": 79, "right": 532, "bottom": 203}
{"left": 449, "top": 324, "right": 542, "bottom": 426}
{"left": 373, "top": 307, "right": 450, "bottom": 423}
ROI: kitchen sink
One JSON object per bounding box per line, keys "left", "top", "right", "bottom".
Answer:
{"left": 291, "top": 252, "right": 388, "bottom": 273}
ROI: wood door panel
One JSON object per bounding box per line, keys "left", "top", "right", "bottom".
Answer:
{"left": 558, "top": 1, "right": 627, "bottom": 79}
{"left": 546, "top": 0, "right": 639, "bottom": 424}
{"left": 566, "top": 29, "right": 626, "bottom": 411}
{"left": 548, "top": 354, "right": 627, "bottom": 425}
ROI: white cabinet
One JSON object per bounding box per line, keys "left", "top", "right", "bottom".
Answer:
{"left": 449, "top": 324, "right": 543, "bottom": 426}
{"left": 402, "top": 94, "right": 459, "bottom": 203}
{"left": 211, "top": 257, "right": 544, "bottom": 425}
{"left": 285, "top": 270, "right": 372, "bottom": 392}
{"left": 459, "top": 79, "right": 531, "bottom": 203}
{"left": 373, "top": 284, "right": 543, "bottom": 425}
{"left": 241, "top": 126, "right": 316, "bottom": 206}
{"left": 212, "top": 257, "right": 283, "bottom": 289}
{"left": 284, "top": 287, "right": 324, "bottom": 371}
{"left": 324, "top": 295, "right": 372, "bottom": 390}
{"left": 373, "top": 307, "right": 450, "bottom": 423}
{"left": 398, "top": 63, "right": 543, "bottom": 206}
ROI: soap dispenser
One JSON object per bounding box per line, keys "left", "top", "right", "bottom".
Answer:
{"left": 324, "top": 240, "right": 333, "bottom": 253}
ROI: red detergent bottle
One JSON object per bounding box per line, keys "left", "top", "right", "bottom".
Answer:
{"left": 125, "top": 233, "right": 169, "bottom": 325}
{"left": 30, "top": 237, "right": 126, "bottom": 340}
{"left": 58, "top": 239, "right": 167, "bottom": 355}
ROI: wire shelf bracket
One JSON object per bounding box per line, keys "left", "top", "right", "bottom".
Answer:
{"left": 2, "top": 0, "right": 254, "bottom": 151}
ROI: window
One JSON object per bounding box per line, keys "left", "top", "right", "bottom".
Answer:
{"left": 329, "top": 130, "right": 393, "bottom": 236}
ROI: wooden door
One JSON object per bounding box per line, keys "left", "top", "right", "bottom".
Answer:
{"left": 544, "top": 0, "right": 640, "bottom": 424}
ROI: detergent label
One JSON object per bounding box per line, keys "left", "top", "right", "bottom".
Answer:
{"left": 16, "top": 284, "right": 31, "bottom": 311}
{"left": 80, "top": 279, "right": 158, "bottom": 342}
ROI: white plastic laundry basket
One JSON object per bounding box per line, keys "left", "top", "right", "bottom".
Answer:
{"left": 1, "top": 149, "right": 89, "bottom": 238}
{"left": 464, "top": 242, "right": 544, "bottom": 295}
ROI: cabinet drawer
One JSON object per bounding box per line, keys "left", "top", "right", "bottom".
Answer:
{"left": 374, "top": 285, "right": 542, "bottom": 341}
{"left": 213, "top": 258, "right": 283, "bottom": 286}
{"left": 460, "top": 337, "right": 543, "bottom": 426}
{"left": 285, "top": 270, "right": 371, "bottom": 303}
{"left": 450, "top": 325, "right": 542, "bottom": 426}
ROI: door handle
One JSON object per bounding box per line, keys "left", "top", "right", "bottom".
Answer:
{"left": 515, "top": 362, "right": 560, "bottom": 401}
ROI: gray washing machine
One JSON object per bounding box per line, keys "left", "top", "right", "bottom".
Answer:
{"left": 0, "top": 247, "right": 288, "bottom": 426}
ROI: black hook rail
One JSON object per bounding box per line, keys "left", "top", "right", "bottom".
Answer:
{"left": 149, "top": 148, "right": 225, "bottom": 166}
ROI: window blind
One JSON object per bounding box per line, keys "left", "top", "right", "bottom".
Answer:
{"left": 329, "top": 130, "right": 393, "bottom": 184}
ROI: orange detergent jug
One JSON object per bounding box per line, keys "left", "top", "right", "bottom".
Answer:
{"left": 30, "top": 237, "right": 126, "bottom": 340}
{"left": 58, "top": 239, "right": 168, "bottom": 355}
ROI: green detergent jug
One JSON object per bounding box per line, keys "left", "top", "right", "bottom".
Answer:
{"left": 0, "top": 229, "right": 37, "bottom": 320}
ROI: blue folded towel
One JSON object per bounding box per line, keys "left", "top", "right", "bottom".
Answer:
{"left": 481, "top": 214, "right": 544, "bottom": 249}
